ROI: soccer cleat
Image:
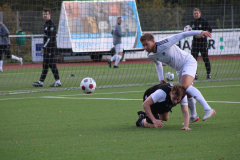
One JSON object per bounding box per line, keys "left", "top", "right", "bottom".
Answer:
{"left": 195, "top": 74, "right": 198, "bottom": 80}
{"left": 203, "top": 109, "right": 216, "bottom": 121}
{"left": 137, "top": 110, "right": 147, "bottom": 116}
{"left": 19, "top": 58, "right": 23, "bottom": 66}
{"left": 50, "top": 82, "right": 61, "bottom": 87}
{"left": 113, "top": 65, "right": 119, "bottom": 68}
{"left": 136, "top": 114, "right": 145, "bottom": 127}
{"left": 0, "top": 68, "right": 3, "bottom": 72}
{"left": 189, "top": 116, "right": 199, "bottom": 124}
{"left": 107, "top": 60, "right": 111, "bottom": 68}
{"left": 32, "top": 82, "right": 43, "bottom": 87}
{"left": 207, "top": 74, "right": 211, "bottom": 79}
{"left": 182, "top": 115, "right": 199, "bottom": 125}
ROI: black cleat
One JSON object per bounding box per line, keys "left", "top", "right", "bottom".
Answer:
{"left": 50, "top": 82, "right": 61, "bottom": 87}
{"left": 32, "top": 82, "right": 43, "bottom": 87}
{"left": 113, "top": 65, "right": 119, "bottom": 68}
{"left": 137, "top": 110, "right": 147, "bottom": 116}
{"left": 107, "top": 60, "right": 111, "bottom": 68}
{"left": 136, "top": 114, "right": 145, "bottom": 127}
{"left": 207, "top": 74, "right": 211, "bottom": 79}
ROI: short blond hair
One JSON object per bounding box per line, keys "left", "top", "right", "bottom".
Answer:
{"left": 140, "top": 33, "right": 154, "bottom": 42}
{"left": 171, "top": 84, "right": 184, "bottom": 97}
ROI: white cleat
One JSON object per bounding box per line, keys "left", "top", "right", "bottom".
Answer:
{"left": 19, "top": 58, "right": 23, "bottom": 66}
{"left": 203, "top": 109, "right": 216, "bottom": 121}
{"left": 0, "top": 68, "right": 3, "bottom": 72}
{"left": 182, "top": 115, "right": 199, "bottom": 125}
{"left": 189, "top": 115, "right": 200, "bottom": 124}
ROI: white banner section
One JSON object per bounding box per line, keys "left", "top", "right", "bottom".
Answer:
{"left": 32, "top": 30, "right": 240, "bottom": 62}
{"left": 32, "top": 38, "right": 43, "bottom": 62}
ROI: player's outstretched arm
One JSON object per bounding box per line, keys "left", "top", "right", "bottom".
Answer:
{"left": 181, "top": 104, "right": 191, "bottom": 130}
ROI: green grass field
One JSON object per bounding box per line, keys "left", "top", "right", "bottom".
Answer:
{"left": 0, "top": 59, "right": 239, "bottom": 95}
{"left": 0, "top": 80, "right": 240, "bottom": 160}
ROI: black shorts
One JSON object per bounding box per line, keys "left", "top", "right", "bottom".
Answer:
{"left": 143, "top": 93, "right": 171, "bottom": 124}
{"left": 0, "top": 45, "right": 7, "bottom": 54}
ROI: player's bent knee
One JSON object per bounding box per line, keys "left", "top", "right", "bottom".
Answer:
{"left": 181, "top": 84, "right": 190, "bottom": 90}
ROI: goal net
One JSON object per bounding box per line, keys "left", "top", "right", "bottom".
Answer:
{"left": 0, "top": 0, "right": 240, "bottom": 95}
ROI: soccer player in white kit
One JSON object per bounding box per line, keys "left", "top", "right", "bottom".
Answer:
{"left": 140, "top": 30, "right": 215, "bottom": 122}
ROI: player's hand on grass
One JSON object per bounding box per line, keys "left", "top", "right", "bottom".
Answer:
{"left": 153, "top": 119, "right": 164, "bottom": 128}
{"left": 181, "top": 127, "right": 191, "bottom": 130}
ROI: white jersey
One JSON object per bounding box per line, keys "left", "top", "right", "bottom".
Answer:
{"left": 147, "top": 31, "right": 202, "bottom": 81}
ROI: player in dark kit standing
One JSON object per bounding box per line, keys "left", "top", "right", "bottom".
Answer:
{"left": 190, "top": 8, "right": 212, "bottom": 79}
{"left": 33, "top": 8, "right": 61, "bottom": 87}
{"left": 136, "top": 83, "right": 191, "bottom": 130}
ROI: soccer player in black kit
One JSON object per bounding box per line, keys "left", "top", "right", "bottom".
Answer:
{"left": 33, "top": 8, "right": 61, "bottom": 87}
{"left": 136, "top": 83, "right": 191, "bottom": 130}
{"left": 190, "top": 8, "right": 212, "bottom": 80}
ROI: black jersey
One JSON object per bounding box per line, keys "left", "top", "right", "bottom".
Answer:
{"left": 190, "top": 17, "right": 212, "bottom": 47}
{"left": 43, "top": 20, "right": 56, "bottom": 53}
{"left": 143, "top": 83, "right": 186, "bottom": 111}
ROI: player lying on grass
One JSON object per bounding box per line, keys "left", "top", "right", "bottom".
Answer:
{"left": 136, "top": 83, "right": 191, "bottom": 130}
{"left": 140, "top": 30, "right": 215, "bottom": 124}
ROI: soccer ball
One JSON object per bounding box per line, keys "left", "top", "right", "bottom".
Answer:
{"left": 165, "top": 72, "right": 174, "bottom": 81}
{"left": 183, "top": 25, "right": 192, "bottom": 32}
{"left": 80, "top": 77, "right": 96, "bottom": 94}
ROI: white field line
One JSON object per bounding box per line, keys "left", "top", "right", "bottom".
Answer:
{"left": 41, "top": 96, "right": 240, "bottom": 104}
{"left": 0, "top": 84, "right": 240, "bottom": 104}
{"left": 51, "top": 84, "right": 240, "bottom": 97}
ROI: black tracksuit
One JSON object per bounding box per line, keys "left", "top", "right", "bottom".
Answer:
{"left": 40, "top": 19, "right": 60, "bottom": 82}
{"left": 190, "top": 17, "right": 212, "bottom": 75}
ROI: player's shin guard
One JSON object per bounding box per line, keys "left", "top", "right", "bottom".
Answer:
{"left": 11, "top": 55, "right": 20, "bottom": 61}
{"left": 186, "top": 85, "right": 212, "bottom": 111}
{"left": 114, "top": 55, "right": 122, "bottom": 66}
{"left": 110, "top": 54, "right": 117, "bottom": 62}
{"left": 188, "top": 97, "right": 197, "bottom": 118}
{"left": 0, "top": 60, "right": 3, "bottom": 69}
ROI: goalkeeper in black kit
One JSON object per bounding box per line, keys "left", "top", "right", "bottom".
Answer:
{"left": 136, "top": 83, "right": 191, "bottom": 130}
{"left": 33, "top": 8, "right": 61, "bottom": 87}
{"left": 190, "top": 8, "right": 212, "bottom": 80}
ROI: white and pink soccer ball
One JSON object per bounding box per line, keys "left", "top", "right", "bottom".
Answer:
{"left": 183, "top": 25, "right": 192, "bottom": 32}
{"left": 165, "top": 72, "right": 174, "bottom": 81}
{"left": 80, "top": 77, "right": 96, "bottom": 94}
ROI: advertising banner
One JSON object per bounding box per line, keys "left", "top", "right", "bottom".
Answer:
{"left": 31, "top": 38, "right": 43, "bottom": 62}
{"left": 57, "top": 0, "right": 142, "bottom": 52}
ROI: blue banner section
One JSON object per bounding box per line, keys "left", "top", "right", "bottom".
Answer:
{"left": 36, "top": 44, "right": 43, "bottom": 51}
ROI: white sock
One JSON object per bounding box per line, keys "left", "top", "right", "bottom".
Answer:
{"left": 186, "top": 85, "right": 212, "bottom": 111}
{"left": 0, "top": 60, "right": 3, "bottom": 69}
{"left": 56, "top": 80, "right": 61, "bottom": 84}
{"left": 114, "top": 55, "right": 122, "bottom": 66}
{"left": 188, "top": 97, "right": 197, "bottom": 118}
{"left": 38, "top": 81, "right": 43, "bottom": 85}
{"left": 11, "top": 55, "right": 20, "bottom": 61}
{"left": 110, "top": 54, "right": 117, "bottom": 62}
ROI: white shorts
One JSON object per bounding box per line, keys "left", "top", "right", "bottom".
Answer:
{"left": 114, "top": 43, "right": 123, "bottom": 54}
{"left": 176, "top": 56, "right": 197, "bottom": 84}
